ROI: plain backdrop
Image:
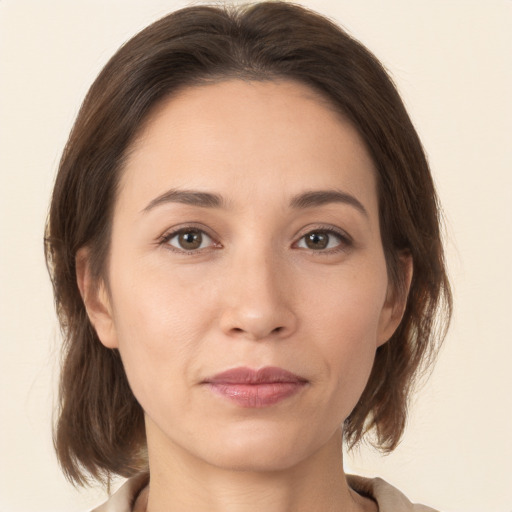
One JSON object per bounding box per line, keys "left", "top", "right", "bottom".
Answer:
{"left": 1, "top": 1, "right": 511, "bottom": 511}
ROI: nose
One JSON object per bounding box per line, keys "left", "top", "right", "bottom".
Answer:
{"left": 218, "top": 250, "right": 298, "bottom": 341}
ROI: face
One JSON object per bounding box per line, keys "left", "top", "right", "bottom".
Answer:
{"left": 83, "top": 80, "right": 405, "bottom": 473}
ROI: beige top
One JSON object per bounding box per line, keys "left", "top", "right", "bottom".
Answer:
{"left": 91, "top": 473, "right": 439, "bottom": 512}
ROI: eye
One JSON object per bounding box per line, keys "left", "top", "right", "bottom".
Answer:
{"left": 296, "top": 229, "right": 350, "bottom": 251}
{"left": 163, "top": 228, "right": 215, "bottom": 252}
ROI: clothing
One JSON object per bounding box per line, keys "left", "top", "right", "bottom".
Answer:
{"left": 91, "top": 472, "right": 439, "bottom": 512}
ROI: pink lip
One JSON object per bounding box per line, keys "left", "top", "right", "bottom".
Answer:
{"left": 203, "top": 367, "right": 308, "bottom": 408}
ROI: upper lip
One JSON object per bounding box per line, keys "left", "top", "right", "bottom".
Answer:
{"left": 203, "top": 366, "right": 308, "bottom": 384}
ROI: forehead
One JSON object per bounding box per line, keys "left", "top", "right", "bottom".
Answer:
{"left": 119, "top": 79, "right": 378, "bottom": 214}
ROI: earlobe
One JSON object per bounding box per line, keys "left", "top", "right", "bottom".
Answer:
{"left": 75, "top": 248, "right": 118, "bottom": 349}
{"left": 377, "top": 253, "right": 413, "bottom": 347}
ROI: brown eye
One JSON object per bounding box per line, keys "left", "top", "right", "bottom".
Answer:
{"left": 305, "top": 232, "right": 329, "bottom": 249}
{"left": 297, "top": 230, "right": 347, "bottom": 251}
{"left": 166, "top": 229, "right": 213, "bottom": 251}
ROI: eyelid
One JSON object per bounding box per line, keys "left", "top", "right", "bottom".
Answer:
{"left": 293, "top": 225, "right": 353, "bottom": 252}
{"left": 158, "top": 224, "right": 221, "bottom": 253}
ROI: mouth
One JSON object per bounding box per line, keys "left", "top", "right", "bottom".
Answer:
{"left": 202, "top": 366, "right": 309, "bottom": 408}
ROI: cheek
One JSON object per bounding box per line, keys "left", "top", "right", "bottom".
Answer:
{"left": 110, "top": 249, "right": 217, "bottom": 341}
{"left": 313, "top": 325, "right": 378, "bottom": 431}
{"left": 307, "top": 266, "right": 387, "bottom": 410}
{"left": 107, "top": 260, "right": 218, "bottom": 409}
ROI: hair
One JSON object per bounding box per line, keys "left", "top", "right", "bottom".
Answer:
{"left": 45, "top": 1, "right": 452, "bottom": 486}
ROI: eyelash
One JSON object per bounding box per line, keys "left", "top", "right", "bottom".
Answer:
{"left": 294, "top": 226, "right": 353, "bottom": 253}
{"left": 158, "top": 225, "right": 220, "bottom": 255}
{"left": 158, "top": 225, "right": 353, "bottom": 254}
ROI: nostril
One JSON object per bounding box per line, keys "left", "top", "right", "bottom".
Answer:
{"left": 220, "top": 305, "right": 297, "bottom": 341}
{"left": 229, "top": 325, "right": 285, "bottom": 337}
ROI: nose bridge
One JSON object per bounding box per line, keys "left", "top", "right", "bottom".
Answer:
{"left": 219, "top": 240, "right": 297, "bottom": 340}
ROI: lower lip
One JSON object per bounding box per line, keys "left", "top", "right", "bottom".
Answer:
{"left": 206, "top": 382, "right": 306, "bottom": 408}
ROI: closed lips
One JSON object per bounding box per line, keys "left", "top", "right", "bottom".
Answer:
{"left": 203, "top": 367, "right": 308, "bottom": 408}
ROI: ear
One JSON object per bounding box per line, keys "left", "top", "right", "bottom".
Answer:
{"left": 75, "top": 247, "right": 118, "bottom": 349}
{"left": 377, "top": 253, "right": 413, "bottom": 347}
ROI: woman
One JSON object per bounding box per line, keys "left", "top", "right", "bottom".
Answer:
{"left": 45, "top": 2, "right": 451, "bottom": 511}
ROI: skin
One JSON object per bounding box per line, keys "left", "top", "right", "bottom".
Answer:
{"left": 78, "top": 80, "right": 411, "bottom": 512}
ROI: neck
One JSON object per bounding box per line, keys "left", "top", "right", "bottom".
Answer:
{"left": 142, "top": 426, "right": 375, "bottom": 512}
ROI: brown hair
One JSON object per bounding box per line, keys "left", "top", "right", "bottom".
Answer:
{"left": 45, "top": 1, "right": 451, "bottom": 486}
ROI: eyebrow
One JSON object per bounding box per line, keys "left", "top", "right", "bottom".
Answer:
{"left": 290, "top": 190, "right": 368, "bottom": 217}
{"left": 142, "top": 189, "right": 224, "bottom": 213}
{"left": 141, "top": 187, "right": 367, "bottom": 217}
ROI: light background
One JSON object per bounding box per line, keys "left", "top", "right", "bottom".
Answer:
{"left": 0, "top": 1, "right": 511, "bottom": 511}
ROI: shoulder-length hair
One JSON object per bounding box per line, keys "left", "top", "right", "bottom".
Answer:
{"left": 45, "top": 1, "right": 452, "bottom": 486}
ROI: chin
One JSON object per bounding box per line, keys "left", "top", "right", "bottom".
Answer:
{"left": 198, "top": 424, "right": 327, "bottom": 473}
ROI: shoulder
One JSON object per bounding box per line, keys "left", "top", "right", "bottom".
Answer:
{"left": 91, "top": 473, "right": 148, "bottom": 512}
{"left": 347, "top": 475, "right": 439, "bottom": 512}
